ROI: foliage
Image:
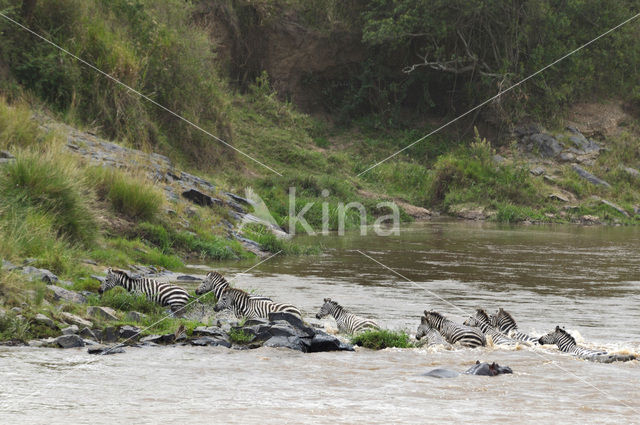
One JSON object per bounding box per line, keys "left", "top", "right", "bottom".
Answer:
{"left": 228, "top": 327, "right": 254, "bottom": 344}
{"left": 87, "top": 286, "right": 166, "bottom": 315}
{"left": 351, "top": 329, "right": 413, "bottom": 349}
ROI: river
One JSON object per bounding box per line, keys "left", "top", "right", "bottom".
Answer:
{"left": 1, "top": 220, "right": 639, "bottom": 424}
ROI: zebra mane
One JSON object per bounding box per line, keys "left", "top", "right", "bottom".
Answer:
{"left": 554, "top": 326, "right": 576, "bottom": 344}
{"left": 475, "top": 308, "right": 491, "bottom": 323}
{"left": 323, "top": 298, "right": 345, "bottom": 312}
{"left": 497, "top": 308, "right": 517, "bottom": 327}
{"left": 225, "top": 287, "right": 249, "bottom": 298}
{"left": 424, "top": 310, "right": 446, "bottom": 321}
{"left": 206, "top": 271, "right": 228, "bottom": 283}
{"left": 109, "top": 268, "right": 129, "bottom": 278}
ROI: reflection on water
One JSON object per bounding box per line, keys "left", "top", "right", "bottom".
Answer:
{"left": 0, "top": 220, "right": 638, "bottom": 424}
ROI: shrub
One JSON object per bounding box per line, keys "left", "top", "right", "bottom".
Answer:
{"left": 228, "top": 328, "right": 254, "bottom": 344}
{"left": 351, "top": 329, "right": 413, "bottom": 349}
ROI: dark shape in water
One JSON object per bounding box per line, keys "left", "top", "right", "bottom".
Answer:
{"left": 422, "top": 361, "right": 513, "bottom": 379}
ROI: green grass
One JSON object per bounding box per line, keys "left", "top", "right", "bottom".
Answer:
{"left": 351, "top": 329, "right": 414, "bottom": 350}
{"left": 87, "top": 287, "right": 166, "bottom": 315}
{"left": 228, "top": 327, "right": 254, "bottom": 344}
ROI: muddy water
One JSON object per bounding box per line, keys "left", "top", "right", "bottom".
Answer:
{"left": 1, "top": 221, "right": 639, "bottom": 424}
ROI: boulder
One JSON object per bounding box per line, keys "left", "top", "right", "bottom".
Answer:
{"left": 88, "top": 344, "right": 125, "bottom": 355}
{"left": 34, "top": 313, "right": 56, "bottom": 329}
{"left": 54, "top": 334, "right": 84, "bottom": 348}
{"left": 118, "top": 325, "right": 141, "bottom": 340}
{"left": 263, "top": 335, "right": 307, "bottom": 352}
{"left": 60, "top": 312, "right": 92, "bottom": 328}
{"left": 140, "top": 333, "right": 176, "bottom": 345}
{"left": 79, "top": 327, "right": 97, "bottom": 340}
{"left": 22, "top": 266, "right": 59, "bottom": 283}
{"left": 47, "top": 286, "right": 87, "bottom": 304}
{"left": 305, "top": 332, "right": 354, "bottom": 353}
{"left": 190, "top": 336, "right": 231, "bottom": 348}
{"left": 572, "top": 165, "right": 611, "bottom": 188}
{"left": 124, "top": 311, "right": 147, "bottom": 322}
{"left": 181, "top": 189, "right": 223, "bottom": 207}
{"left": 87, "top": 306, "right": 119, "bottom": 321}
{"left": 61, "top": 325, "right": 79, "bottom": 335}
{"left": 529, "top": 133, "right": 564, "bottom": 158}
{"left": 101, "top": 326, "right": 119, "bottom": 343}
{"left": 600, "top": 199, "right": 629, "bottom": 217}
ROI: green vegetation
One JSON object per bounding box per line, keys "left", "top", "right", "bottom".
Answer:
{"left": 351, "top": 329, "right": 414, "bottom": 350}
{"left": 228, "top": 327, "right": 254, "bottom": 344}
{"left": 87, "top": 287, "right": 165, "bottom": 316}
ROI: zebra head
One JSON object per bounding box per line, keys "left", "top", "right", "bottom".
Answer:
{"left": 316, "top": 298, "right": 337, "bottom": 319}
{"left": 213, "top": 289, "right": 235, "bottom": 312}
{"left": 464, "top": 309, "right": 491, "bottom": 328}
{"left": 538, "top": 326, "right": 569, "bottom": 346}
{"left": 491, "top": 308, "right": 517, "bottom": 332}
{"left": 415, "top": 315, "right": 433, "bottom": 340}
{"left": 195, "top": 271, "right": 228, "bottom": 296}
{"left": 99, "top": 268, "right": 122, "bottom": 294}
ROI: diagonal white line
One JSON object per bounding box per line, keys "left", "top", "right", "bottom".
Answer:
{"left": 0, "top": 250, "right": 282, "bottom": 411}
{"left": 356, "top": 249, "right": 640, "bottom": 415}
{"left": 0, "top": 12, "right": 283, "bottom": 177}
{"left": 357, "top": 12, "right": 640, "bottom": 176}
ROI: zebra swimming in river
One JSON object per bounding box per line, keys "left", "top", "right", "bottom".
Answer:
{"left": 463, "top": 309, "right": 517, "bottom": 346}
{"left": 100, "top": 268, "right": 190, "bottom": 315}
{"left": 315, "top": 298, "right": 379, "bottom": 335}
{"left": 415, "top": 317, "right": 452, "bottom": 348}
{"left": 538, "top": 326, "right": 636, "bottom": 363}
{"left": 420, "top": 310, "right": 486, "bottom": 348}
{"left": 213, "top": 287, "right": 301, "bottom": 319}
{"left": 490, "top": 308, "right": 539, "bottom": 344}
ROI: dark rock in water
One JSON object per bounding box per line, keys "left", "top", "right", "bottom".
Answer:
{"left": 572, "top": 165, "right": 611, "bottom": 187}
{"left": 47, "top": 286, "right": 86, "bottom": 304}
{"left": 421, "top": 368, "right": 460, "bottom": 379}
{"left": 118, "top": 325, "right": 141, "bottom": 340}
{"left": 140, "top": 333, "right": 176, "bottom": 345}
{"left": 182, "top": 188, "right": 223, "bottom": 207}
{"left": 88, "top": 344, "right": 125, "bottom": 355}
{"left": 264, "top": 335, "right": 307, "bottom": 352}
{"left": 464, "top": 361, "right": 512, "bottom": 376}
{"left": 190, "top": 336, "right": 231, "bottom": 348}
{"left": 305, "top": 332, "right": 354, "bottom": 353}
{"left": 529, "top": 133, "right": 564, "bottom": 158}
{"left": 102, "top": 327, "right": 118, "bottom": 343}
{"left": 54, "top": 334, "right": 84, "bottom": 348}
{"left": 61, "top": 325, "right": 79, "bottom": 335}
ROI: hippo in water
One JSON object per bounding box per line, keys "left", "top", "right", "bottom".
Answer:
{"left": 422, "top": 361, "right": 513, "bottom": 378}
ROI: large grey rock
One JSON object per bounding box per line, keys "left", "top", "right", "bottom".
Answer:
{"left": 87, "top": 306, "right": 119, "bottom": 321}
{"left": 34, "top": 313, "right": 56, "bottom": 329}
{"left": 263, "top": 335, "right": 307, "bottom": 352}
{"left": 600, "top": 199, "right": 629, "bottom": 217}
{"left": 54, "top": 334, "right": 85, "bottom": 348}
{"left": 47, "top": 286, "right": 86, "bottom": 303}
{"left": 79, "top": 327, "right": 97, "bottom": 340}
{"left": 305, "top": 332, "right": 354, "bottom": 353}
{"left": 190, "top": 336, "right": 231, "bottom": 348}
{"left": 101, "top": 327, "right": 119, "bottom": 343}
{"left": 529, "top": 133, "right": 564, "bottom": 158}
{"left": 181, "top": 189, "right": 223, "bottom": 207}
{"left": 568, "top": 134, "right": 600, "bottom": 154}
{"left": 22, "top": 266, "right": 59, "bottom": 283}
{"left": 125, "top": 311, "right": 147, "bottom": 322}
{"left": 572, "top": 165, "right": 611, "bottom": 187}
{"left": 118, "top": 325, "right": 141, "bottom": 340}
{"left": 61, "top": 325, "right": 79, "bottom": 335}
{"left": 60, "top": 312, "right": 92, "bottom": 328}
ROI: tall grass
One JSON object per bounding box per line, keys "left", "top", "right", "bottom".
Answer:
{"left": 85, "top": 166, "right": 162, "bottom": 221}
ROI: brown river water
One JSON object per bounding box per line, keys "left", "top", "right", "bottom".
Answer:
{"left": 1, "top": 220, "right": 639, "bottom": 424}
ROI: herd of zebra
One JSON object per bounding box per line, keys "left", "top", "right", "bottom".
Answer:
{"left": 99, "top": 268, "right": 636, "bottom": 362}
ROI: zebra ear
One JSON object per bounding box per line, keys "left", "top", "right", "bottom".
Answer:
{"left": 423, "top": 310, "right": 429, "bottom": 316}
{"left": 324, "top": 298, "right": 331, "bottom": 303}
{"left": 420, "top": 316, "right": 427, "bottom": 324}
{"left": 555, "top": 325, "right": 561, "bottom": 331}
{"left": 106, "top": 267, "right": 112, "bottom": 273}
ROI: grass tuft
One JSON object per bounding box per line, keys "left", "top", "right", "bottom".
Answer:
{"left": 351, "top": 329, "right": 413, "bottom": 350}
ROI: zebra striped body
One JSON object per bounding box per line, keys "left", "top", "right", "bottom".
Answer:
{"left": 463, "top": 311, "right": 516, "bottom": 346}
{"left": 422, "top": 310, "right": 486, "bottom": 348}
{"left": 214, "top": 288, "right": 301, "bottom": 319}
{"left": 490, "top": 308, "right": 539, "bottom": 344}
{"left": 415, "top": 317, "right": 452, "bottom": 347}
{"left": 100, "top": 268, "right": 190, "bottom": 314}
{"left": 316, "top": 298, "right": 379, "bottom": 335}
{"left": 538, "top": 326, "right": 607, "bottom": 358}
{"left": 195, "top": 271, "right": 272, "bottom": 301}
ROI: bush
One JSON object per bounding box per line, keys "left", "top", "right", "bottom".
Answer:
{"left": 228, "top": 328, "right": 254, "bottom": 344}
{"left": 351, "top": 329, "right": 413, "bottom": 349}
{"left": 86, "top": 166, "right": 162, "bottom": 221}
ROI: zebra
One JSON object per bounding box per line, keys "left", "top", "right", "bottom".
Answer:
{"left": 415, "top": 316, "right": 452, "bottom": 347}
{"left": 100, "top": 268, "right": 190, "bottom": 315}
{"left": 490, "top": 308, "right": 539, "bottom": 344}
{"left": 213, "top": 287, "right": 302, "bottom": 319}
{"left": 195, "top": 271, "right": 272, "bottom": 301}
{"left": 315, "top": 298, "right": 379, "bottom": 335}
{"left": 463, "top": 309, "right": 517, "bottom": 346}
{"left": 421, "top": 310, "right": 486, "bottom": 348}
{"left": 538, "top": 326, "right": 636, "bottom": 363}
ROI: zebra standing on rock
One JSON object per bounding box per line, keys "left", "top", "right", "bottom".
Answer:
{"left": 214, "top": 287, "right": 301, "bottom": 319}
{"left": 100, "top": 268, "right": 190, "bottom": 315}
{"left": 538, "top": 326, "right": 636, "bottom": 363}
{"left": 420, "top": 310, "right": 486, "bottom": 348}
{"left": 490, "top": 308, "right": 539, "bottom": 344}
{"left": 315, "top": 298, "right": 379, "bottom": 335}
{"left": 463, "top": 309, "right": 517, "bottom": 346}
